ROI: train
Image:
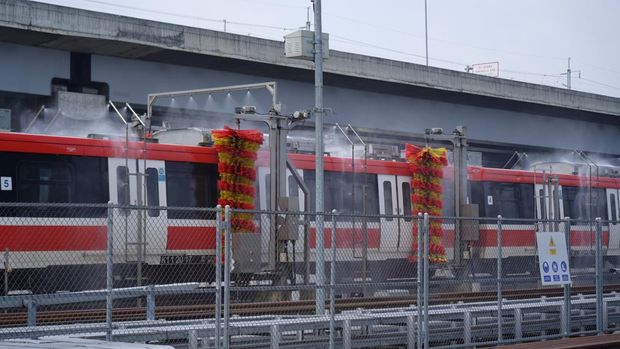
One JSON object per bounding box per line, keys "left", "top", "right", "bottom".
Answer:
{"left": 0, "top": 130, "right": 619, "bottom": 294}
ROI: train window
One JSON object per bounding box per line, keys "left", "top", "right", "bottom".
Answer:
{"left": 383, "top": 181, "right": 393, "bottom": 221}
{"left": 611, "top": 193, "right": 617, "bottom": 222}
{"left": 0, "top": 154, "right": 107, "bottom": 217}
{"left": 562, "top": 187, "right": 607, "bottom": 221}
{"left": 303, "top": 171, "right": 379, "bottom": 221}
{"left": 482, "top": 182, "right": 534, "bottom": 219}
{"left": 442, "top": 179, "right": 456, "bottom": 217}
{"left": 401, "top": 181, "right": 412, "bottom": 221}
{"left": 166, "top": 162, "right": 218, "bottom": 219}
{"left": 470, "top": 181, "right": 485, "bottom": 217}
{"left": 145, "top": 168, "right": 159, "bottom": 217}
{"left": 18, "top": 161, "right": 72, "bottom": 203}
{"left": 116, "top": 166, "right": 130, "bottom": 216}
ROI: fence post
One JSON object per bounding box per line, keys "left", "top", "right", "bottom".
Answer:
{"left": 106, "top": 201, "right": 114, "bottom": 341}
{"left": 563, "top": 217, "right": 571, "bottom": 337}
{"left": 416, "top": 213, "right": 423, "bottom": 349}
{"left": 224, "top": 205, "right": 231, "bottom": 349}
{"left": 497, "top": 215, "right": 503, "bottom": 344}
{"left": 329, "top": 210, "right": 337, "bottom": 349}
{"left": 595, "top": 217, "right": 603, "bottom": 334}
{"left": 146, "top": 285, "right": 155, "bottom": 321}
{"left": 423, "top": 212, "right": 430, "bottom": 349}
{"left": 215, "top": 205, "right": 222, "bottom": 349}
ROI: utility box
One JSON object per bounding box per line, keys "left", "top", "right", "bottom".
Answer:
{"left": 461, "top": 204, "right": 480, "bottom": 240}
{"left": 284, "top": 30, "right": 329, "bottom": 60}
{"left": 232, "top": 233, "right": 261, "bottom": 273}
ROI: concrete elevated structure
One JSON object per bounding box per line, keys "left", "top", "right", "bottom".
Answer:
{"left": 0, "top": 0, "right": 619, "bottom": 163}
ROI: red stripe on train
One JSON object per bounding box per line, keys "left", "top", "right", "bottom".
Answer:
{"left": 0, "top": 226, "right": 106, "bottom": 251}
{"left": 166, "top": 226, "right": 216, "bottom": 250}
{"left": 470, "top": 229, "right": 608, "bottom": 247}
{"left": 309, "top": 228, "right": 381, "bottom": 248}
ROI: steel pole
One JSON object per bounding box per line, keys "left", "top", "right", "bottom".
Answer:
{"left": 563, "top": 216, "right": 571, "bottom": 337}
{"left": 423, "top": 213, "right": 430, "bottom": 349}
{"left": 106, "top": 201, "right": 114, "bottom": 341}
{"left": 224, "top": 206, "right": 231, "bottom": 349}
{"left": 215, "top": 205, "right": 222, "bottom": 349}
{"left": 416, "top": 213, "right": 423, "bottom": 349}
{"left": 314, "top": 0, "right": 326, "bottom": 316}
{"left": 424, "top": 0, "right": 429, "bottom": 66}
{"left": 497, "top": 215, "right": 503, "bottom": 344}
{"left": 595, "top": 217, "right": 603, "bottom": 333}
{"left": 329, "top": 210, "right": 337, "bottom": 349}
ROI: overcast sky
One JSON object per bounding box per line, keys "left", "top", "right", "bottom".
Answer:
{"left": 35, "top": 0, "right": 620, "bottom": 98}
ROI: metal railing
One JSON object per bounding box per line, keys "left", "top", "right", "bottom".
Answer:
{"left": 0, "top": 202, "right": 617, "bottom": 348}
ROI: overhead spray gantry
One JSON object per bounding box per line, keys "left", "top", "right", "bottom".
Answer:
{"left": 146, "top": 81, "right": 313, "bottom": 287}
{"left": 146, "top": 81, "right": 280, "bottom": 125}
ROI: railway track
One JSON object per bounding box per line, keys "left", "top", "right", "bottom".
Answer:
{"left": 1, "top": 284, "right": 618, "bottom": 327}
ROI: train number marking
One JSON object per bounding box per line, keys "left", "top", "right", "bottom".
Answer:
{"left": 1, "top": 177, "right": 12, "bottom": 191}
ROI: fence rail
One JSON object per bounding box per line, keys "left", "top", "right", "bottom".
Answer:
{"left": 0, "top": 202, "right": 618, "bottom": 349}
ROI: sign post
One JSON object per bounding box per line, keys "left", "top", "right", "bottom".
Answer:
{"left": 537, "top": 232, "right": 571, "bottom": 286}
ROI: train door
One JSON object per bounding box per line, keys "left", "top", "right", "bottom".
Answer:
{"left": 109, "top": 158, "right": 138, "bottom": 261}
{"left": 109, "top": 158, "right": 167, "bottom": 264}
{"left": 378, "top": 175, "right": 398, "bottom": 251}
{"left": 378, "top": 175, "right": 411, "bottom": 252}
{"left": 138, "top": 160, "right": 168, "bottom": 261}
{"left": 397, "top": 176, "right": 414, "bottom": 252}
{"left": 607, "top": 189, "right": 620, "bottom": 250}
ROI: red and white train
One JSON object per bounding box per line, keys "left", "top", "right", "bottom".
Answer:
{"left": 0, "top": 131, "right": 618, "bottom": 293}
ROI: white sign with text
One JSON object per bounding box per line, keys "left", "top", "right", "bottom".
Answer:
{"left": 536, "top": 231, "right": 571, "bottom": 286}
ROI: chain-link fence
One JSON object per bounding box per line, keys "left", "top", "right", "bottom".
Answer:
{"left": 0, "top": 202, "right": 618, "bottom": 348}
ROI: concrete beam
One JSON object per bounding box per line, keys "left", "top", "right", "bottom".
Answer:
{"left": 0, "top": 0, "right": 619, "bottom": 117}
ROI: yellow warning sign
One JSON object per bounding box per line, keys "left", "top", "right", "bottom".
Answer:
{"left": 549, "top": 237, "right": 556, "bottom": 255}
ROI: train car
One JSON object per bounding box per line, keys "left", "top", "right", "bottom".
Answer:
{"left": 0, "top": 131, "right": 618, "bottom": 293}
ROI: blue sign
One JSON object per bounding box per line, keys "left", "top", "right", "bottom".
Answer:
{"left": 553, "top": 275, "right": 560, "bottom": 281}
{"left": 562, "top": 275, "right": 569, "bottom": 281}
{"left": 542, "top": 261, "right": 549, "bottom": 273}
{"left": 544, "top": 275, "right": 551, "bottom": 282}
{"left": 552, "top": 261, "right": 558, "bottom": 273}
{"left": 561, "top": 261, "right": 567, "bottom": 272}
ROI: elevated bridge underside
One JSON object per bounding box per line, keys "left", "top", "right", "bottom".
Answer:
{"left": 0, "top": 0, "right": 619, "bottom": 164}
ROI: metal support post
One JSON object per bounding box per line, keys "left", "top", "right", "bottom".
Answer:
{"left": 595, "top": 217, "right": 603, "bottom": 333}
{"left": 497, "top": 215, "right": 503, "bottom": 343}
{"left": 146, "top": 285, "right": 155, "bottom": 321}
{"left": 329, "top": 210, "right": 337, "bottom": 349}
{"left": 215, "top": 205, "right": 222, "bottom": 349}
{"left": 423, "top": 213, "right": 430, "bottom": 349}
{"left": 463, "top": 311, "right": 471, "bottom": 345}
{"left": 189, "top": 330, "right": 198, "bottom": 349}
{"left": 224, "top": 206, "right": 231, "bottom": 349}
{"left": 270, "top": 324, "right": 280, "bottom": 349}
{"left": 343, "top": 319, "right": 351, "bottom": 349}
{"left": 416, "top": 213, "right": 423, "bottom": 349}
{"left": 106, "top": 201, "right": 113, "bottom": 341}
{"left": 25, "top": 299, "right": 36, "bottom": 327}
{"left": 563, "top": 217, "right": 571, "bottom": 337}
{"left": 314, "top": 0, "right": 326, "bottom": 316}
{"left": 407, "top": 315, "right": 416, "bottom": 348}
{"left": 514, "top": 308, "right": 522, "bottom": 340}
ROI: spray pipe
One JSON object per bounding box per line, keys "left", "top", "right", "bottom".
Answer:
{"left": 24, "top": 105, "right": 45, "bottom": 133}
{"left": 108, "top": 101, "right": 127, "bottom": 125}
